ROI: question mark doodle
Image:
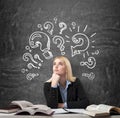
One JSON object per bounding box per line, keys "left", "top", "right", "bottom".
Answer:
{"left": 71, "top": 33, "right": 90, "bottom": 57}
{"left": 52, "top": 35, "right": 65, "bottom": 55}
{"left": 43, "top": 21, "right": 54, "bottom": 35}
{"left": 22, "top": 53, "right": 41, "bottom": 70}
{"left": 29, "top": 31, "right": 53, "bottom": 59}
{"left": 59, "top": 22, "right": 67, "bottom": 34}
{"left": 34, "top": 54, "right": 43, "bottom": 63}
{"left": 27, "top": 63, "right": 40, "bottom": 69}
{"left": 80, "top": 57, "right": 96, "bottom": 69}
{"left": 23, "top": 52, "right": 38, "bottom": 64}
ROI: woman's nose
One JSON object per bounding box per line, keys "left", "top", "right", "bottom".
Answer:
{"left": 55, "top": 64, "right": 58, "bottom": 68}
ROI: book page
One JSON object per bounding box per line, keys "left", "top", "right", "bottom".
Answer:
{"left": 83, "top": 110, "right": 109, "bottom": 117}
{"left": 0, "top": 112, "right": 16, "bottom": 116}
{"left": 11, "top": 100, "right": 33, "bottom": 109}
{"left": 66, "top": 109, "right": 86, "bottom": 114}
{"left": 32, "top": 104, "right": 54, "bottom": 115}
{"left": 0, "top": 108, "right": 20, "bottom": 113}
{"left": 52, "top": 108, "right": 86, "bottom": 114}
{"left": 86, "top": 104, "right": 98, "bottom": 111}
{"left": 86, "top": 104, "right": 113, "bottom": 113}
{"left": 52, "top": 108, "right": 68, "bottom": 114}
{"left": 35, "top": 108, "right": 54, "bottom": 115}
{"left": 97, "top": 104, "right": 113, "bottom": 112}
{"left": 31, "top": 104, "right": 51, "bottom": 110}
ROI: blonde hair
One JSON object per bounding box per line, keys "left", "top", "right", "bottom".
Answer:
{"left": 53, "top": 56, "right": 76, "bottom": 82}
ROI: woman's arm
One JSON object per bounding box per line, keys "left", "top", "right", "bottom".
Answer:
{"left": 44, "top": 82, "right": 58, "bottom": 108}
{"left": 67, "top": 78, "right": 89, "bottom": 108}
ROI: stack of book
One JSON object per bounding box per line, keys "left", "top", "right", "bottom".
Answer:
{"left": 0, "top": 100, "right": 54, "bottom": 116}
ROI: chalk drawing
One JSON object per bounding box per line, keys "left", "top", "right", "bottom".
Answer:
{"left": 26, "top": 73, "right": 39, "bottom": 80}
{"left": 71, "top": 33, "right": 90, "bottom": 57}
{"left": 71, "top": 22, "right": 76, "bottom": 29}
{"left": 82, "top": 72, "right": 95, "bottom": 80}
{"left": 21, "top": 17, "right": 99, "bottom": 80}
{"left": 80, "top": 57, "right": 96, "bottom": 69}
{"left": 23, "top": 52, "right": 37, "bottom": 64}
{"left": 52, "top": 35, "right": 65, "bottom": 55}
{"left": 43, "top": 21, "right": 54, "bottom": 35}
{"left": 29, "top": 31, "right": 53, "bottom": 59}
{"left": 59, "top": 22, "right": 67, "bottom": 34}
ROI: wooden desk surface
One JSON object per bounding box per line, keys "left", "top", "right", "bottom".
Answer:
{"left": 0, "top": 114, "right": 119, "bottom": 118}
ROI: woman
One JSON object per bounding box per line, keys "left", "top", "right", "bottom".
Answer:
{"left": 44, "top": 56, "right": 89, "bottom": 108}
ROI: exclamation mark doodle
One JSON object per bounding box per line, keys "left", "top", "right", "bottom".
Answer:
{"left": 71, "top": 22, "right": 76, "bottom": 29}
{"left": 54, "top": 17, "right": 57, "bottom": 24}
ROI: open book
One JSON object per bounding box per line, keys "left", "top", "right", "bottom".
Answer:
{"left": 53, "top": 104, "right": 120, "bottom": 117}
{"left": 0, "top": 100, "right": 54, "bottom": 116}
{"left": 84, "top": 104, "right": 120, "bottom": 117}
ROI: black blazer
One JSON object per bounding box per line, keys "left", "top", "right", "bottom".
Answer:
{"left": 44, "top": 78, "right": 89, "bottom": 108}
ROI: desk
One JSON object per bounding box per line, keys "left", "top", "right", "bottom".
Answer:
{"left": 0, "top": 114, "right": 119, "bottom": 118}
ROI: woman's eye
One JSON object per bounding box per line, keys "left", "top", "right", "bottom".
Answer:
{"left": 59, "top": 62, "right": 63, "bottom": 65}
{"left": 53, "top": 62, "right": 56, "bottom": 65}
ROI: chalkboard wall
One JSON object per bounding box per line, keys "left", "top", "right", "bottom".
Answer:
{"left": 0, "top": 0, "right": 120, "bottom": 108}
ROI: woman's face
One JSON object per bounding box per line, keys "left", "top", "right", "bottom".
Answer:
{"left": 53, "top": 58, "right": 66, "bottom": 76}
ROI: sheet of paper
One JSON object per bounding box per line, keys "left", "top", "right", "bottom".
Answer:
{"left": 52, "top": 108, "right": 68, "bottom": 114}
